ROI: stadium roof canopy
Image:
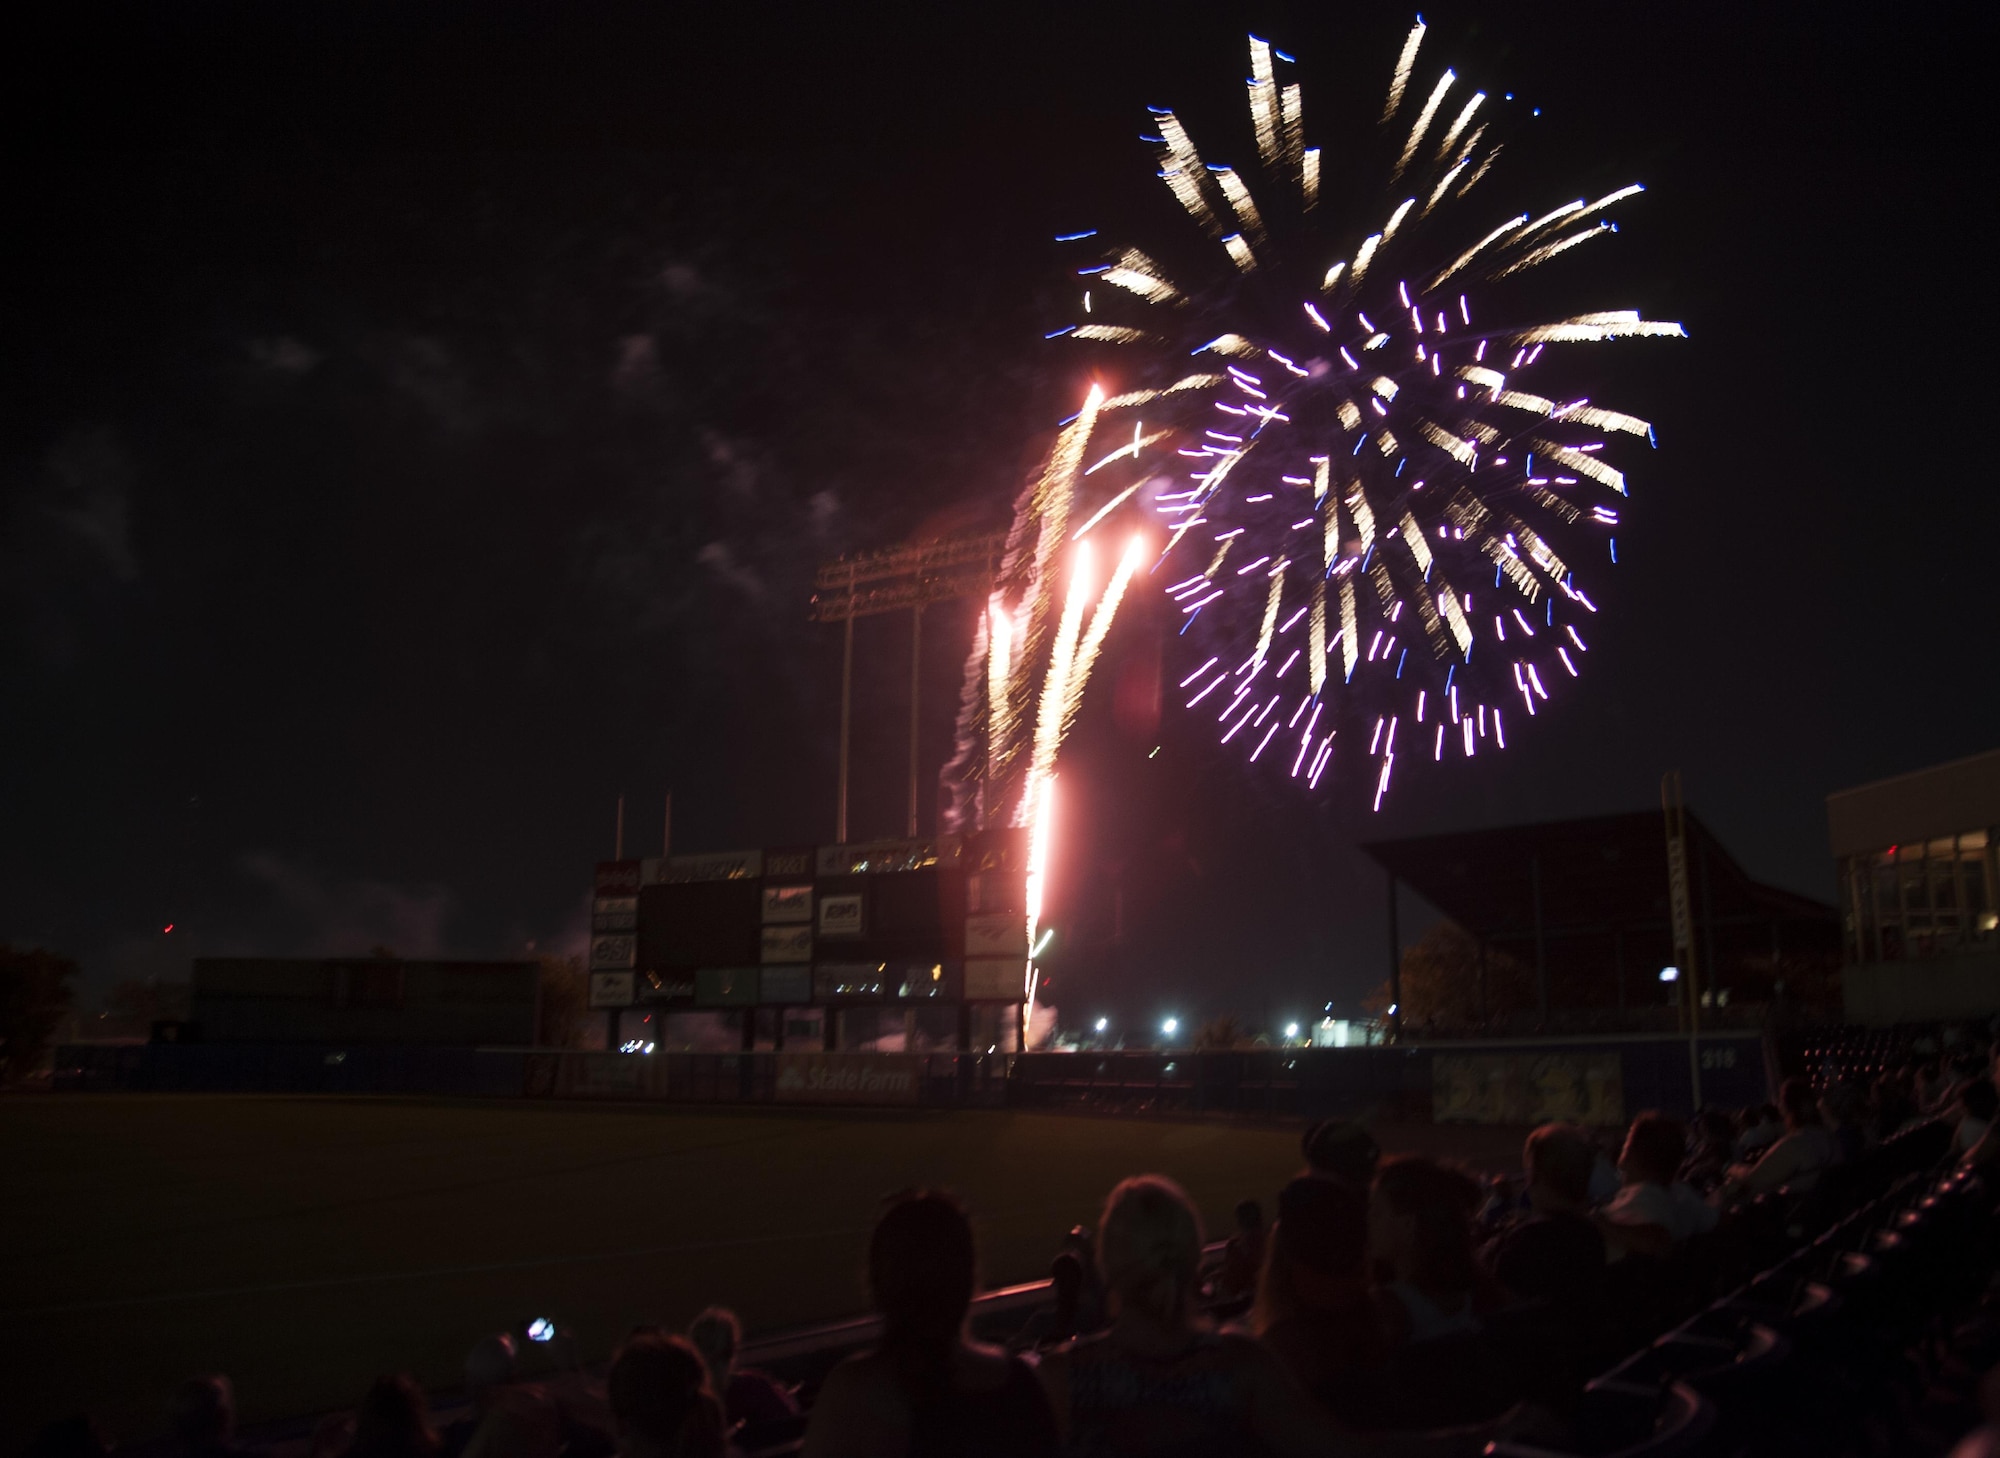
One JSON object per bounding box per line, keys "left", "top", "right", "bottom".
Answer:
{"left": 1357, "top": 811, "right": 1838, "bottom": 1025}
{"left": 1361, "top": 810, "right": 1833, "bottom": 948}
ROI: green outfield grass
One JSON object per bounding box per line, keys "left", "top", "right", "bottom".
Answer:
{"left": 0, "top": 1095, "right": 1528, "bottom": 1450}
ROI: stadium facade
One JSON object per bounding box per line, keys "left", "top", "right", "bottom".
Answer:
{"left": 1829, "top": 748, "right": 2000, "bottom": 1024}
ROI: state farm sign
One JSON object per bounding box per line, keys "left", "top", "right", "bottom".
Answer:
{"left": 773, "top": 1052, "right": 922, "bottom": 1105}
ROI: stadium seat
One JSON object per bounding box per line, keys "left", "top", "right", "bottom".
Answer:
{"left": 1485, "top": 1379, "right": 1715, "bottom": 1458}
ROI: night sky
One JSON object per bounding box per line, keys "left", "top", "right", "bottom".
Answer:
{"left": 5, "top": 2, "right": 1991, "bottom": 1028}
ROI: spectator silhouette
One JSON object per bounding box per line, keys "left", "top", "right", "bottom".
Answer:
{"left": 1481, "top": 1124, "right": 1605, "bottom": 1311}
{"left": 686, "top": 1307, "right": 797, "bottom": 1429}
{"left": 1733, "top": 1104, "right": 1783, "bottom": 1161}
{"left": 1953, "top": 1078, "right": 1999, "bottom": 1157}
{"left": 1047, "top": 1251, "right": 1087, "bottom": 1345}
{"left": 1252, "top": 1176, "right": 1382, "bottom": 1408}
{"left": 1036, "top": 1174, "right": 1366, "bottom": 1456}
{"left": 1056, "top": 1225, "right": 1109, "bottom": 1335}
{"left": 1677, "top": 1111, "right": 1736, "bottom": 1194}
{"left": 1203, "top": 1198, "right": 1267, "bottom": 1303}
{"left": 167, "top": 1377, "right": 255, "bottom": 1458}
{"left": 440, "top": 1336, "right": 517, "bottom": 1458}
{"left": 606, "top": 1334, "right": 725, "bottom": 1458}
{"left": 1368, "top": 1158, "right": 1491, "bottom": 1347}
{"left": 1601, "top": 1113, "right": 1717, "bottom": 1259}
{"left": 1302, "top": 1120, "right": 1381, "bottom": 1192}
{"left": 803, "top": 1191, "right": 1058, "bottom": 1458}
{"left": 1718, "top": 1078, "right": 1840, "bottom": 1203}
{"left": 346, "top": 1377, "right": 440, "bottom": 1458}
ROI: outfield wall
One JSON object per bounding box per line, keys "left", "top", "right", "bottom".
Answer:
{"left": 52, "top": 1030, "right": 1772, "bottom": 1118}
{"left": 1008, "top": 1031, "right": 1771, "bottom": 1122}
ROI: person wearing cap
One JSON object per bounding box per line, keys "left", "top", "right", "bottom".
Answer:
{"left": 1300, "top": 1120, "right": 1381, "bottom": 1191}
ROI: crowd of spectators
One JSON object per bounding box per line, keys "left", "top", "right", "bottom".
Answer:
{"left": 30, "top": 1038, "right": 2000, "bottom": 1458}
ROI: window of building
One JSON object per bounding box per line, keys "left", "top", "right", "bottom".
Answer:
{"left": 1842, "top": 829, "right": 1999, "bottom": 964}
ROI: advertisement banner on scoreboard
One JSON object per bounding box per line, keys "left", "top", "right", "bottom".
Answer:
{"left": 964, "top": 958, "right": 1026, "bottom": 1001}
{"left": 588, "top": 971, "right": 636, "bottom": 1009}
{"left": 592, "top": 895, "right": 638, "bottom": 932}
{"left": 594, "top": 860, "right": 643, "bottom": 897}
{"left": 774, "top": 1052, "right": 922, "bottom": 1105}
{"left": 965, "top": 913, "right": 1027, "bottom": 958}
{"left": 761, "top": 884, "right": 813, "bottom": 924}
{"left": 764, "top": 846, "right": 815, "bottom": 879}
{"left": 650, "top": 849, "right": 764, "bottom": 884}
{"left": 589, "top": 933, "right": 637, "bottom": 969}
{"left": 759, "top": 966, "right": 812, "bottom": 1004}
{"left": 1432, "top": 1052, "right": 1625, "bottom": 1126}
{"left": 818, "top": 893, "right": 864, "bottom": 938}
{"left": 638, "top": 971, "right": 696, "bottom": 1005}
{"left": 760, "top": 924, "right": 813, "bottom": 964}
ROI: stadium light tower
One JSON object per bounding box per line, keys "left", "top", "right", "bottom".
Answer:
{"left": 812, "top": 531, "right": 1007, "bottom": 842}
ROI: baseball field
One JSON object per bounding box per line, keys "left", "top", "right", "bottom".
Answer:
{"left": 0, "top": 1094, "right": 1525, "bottom": 1450}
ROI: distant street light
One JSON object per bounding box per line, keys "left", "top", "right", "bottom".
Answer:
{"left": 1162, "top": 1016, "right": 1180, "bottom": 1037}
{"left": 1659, "top": 966, "right": 1680, "bottom": 983}
{"left": 1285, "top": 1022, "right": 1300, "bottom": 1040}
{"left": 1094, "top": 1017, "right": 1109, "bottom": 1033}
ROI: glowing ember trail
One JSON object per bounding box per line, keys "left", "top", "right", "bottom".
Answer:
{"left": 934, "top": 381, "right": 1153, "bottom": 1044}
{"left": 1023, "top": 774, "right": 1056, "bottom": 1029}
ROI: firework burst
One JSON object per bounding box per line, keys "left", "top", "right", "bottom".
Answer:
{"left": 1055, "top": 21, "right": 1683, "bottom": 806}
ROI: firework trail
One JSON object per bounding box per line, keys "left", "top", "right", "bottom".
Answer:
{"left": 940, "top": 386, "right": 1154, "bottom": 837}
{"left": 933, "top": 389, "right": 1155, "bottom": 1039}
{"left": 1045, "top": 20, "right": 1682, "bottom": 806}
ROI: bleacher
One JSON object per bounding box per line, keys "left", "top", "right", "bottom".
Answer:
{"left": 701, "top": 1120, "right": 1991, "bottom": 1455}
{"left": 1489, "top": 1117, "right": 1990, "bottom": 1457}
{"left": 1782, "top": 1021, "right": 1991, "bottom": 1089}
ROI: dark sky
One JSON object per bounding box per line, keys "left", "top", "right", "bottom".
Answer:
{"left": 4, "top": 1, "right": 1991, "bottom": 1027}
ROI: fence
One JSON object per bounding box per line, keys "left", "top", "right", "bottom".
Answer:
{"left": 49, "top": 1041, "right": 526, "bottom": 1097}
{"left": 50, "top": 1044, "right": 1014, "bottom": 1108}
{"left": 53, "top": 1030, "right": 1773, "bottom": 1118}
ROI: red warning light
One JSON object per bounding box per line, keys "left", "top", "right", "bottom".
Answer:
{"left": 163, "top": 923, "right": 175, "bottom": 934}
